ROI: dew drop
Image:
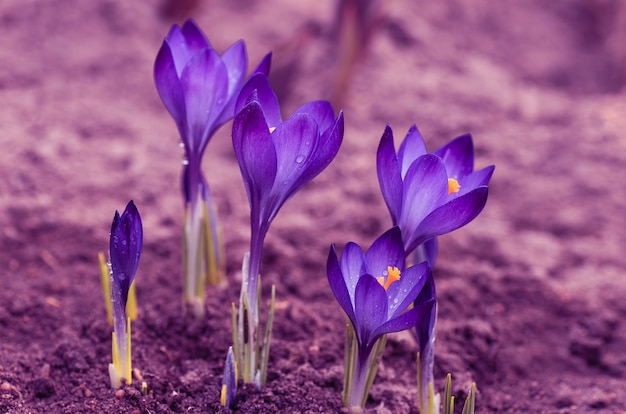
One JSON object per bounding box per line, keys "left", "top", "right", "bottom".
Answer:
{"left": 178, "top": 142, "right": 185, "bottom": 148}
{"left": 304, "top": 140, "right": 311, "bottom": 146}
{"left": 182, "top": 159, "right": 189, "bottom": 166}
{"left": 393, "top": 298, "right": 399, "bottom": 304}
{"left": 295, "top": 155, "right": 305, "bottom": 164}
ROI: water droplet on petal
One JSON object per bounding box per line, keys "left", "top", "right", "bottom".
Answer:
{"left": 304, "top": 140, "right": 311, "bottom": 146}
{"left": 217, "top": 98, "right": 224, "bottom": 106}
{"left": 178, "top": 142, "right": 185, "bottom": 148}
{"left": 295, "top": 155, "right": 305, "bottom": 164}
{"left": 182, "top": 159, "right": 189, "bottom": 166}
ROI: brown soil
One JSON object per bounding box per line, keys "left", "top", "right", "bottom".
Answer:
{"left": 1, "top": 1, "right": 626, "bottom": 413}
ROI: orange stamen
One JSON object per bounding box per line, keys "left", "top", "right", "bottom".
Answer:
{"left": 377, "top": 266, "right": 401, "bottom": 290}
{"left": 447, "top": 178, "right": 461, "bottom": 195}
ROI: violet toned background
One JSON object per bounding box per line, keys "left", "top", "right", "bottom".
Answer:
{"left": 1, "top": 0, "right": 625, "bottom": 412}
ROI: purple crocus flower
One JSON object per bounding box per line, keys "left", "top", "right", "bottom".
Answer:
{"left": 327, "top": 227, "right": 434, "bottom": 408}
{"left": 154, "top": 19, "right": 271, "bottom": 199}
{"left": 232, "top": 72, "right": 343, "bottom": 384}
{"left": 108, "top": 200, "right": 142, "bottom": 388}
{"left": 233, "top": 72, "right": 344, "bottom": 312}
{"left": 154, "top": 18, "right": 271, "bottom": 314}
{"left": 377, "top": 125, "right": 494, "bottom": 263}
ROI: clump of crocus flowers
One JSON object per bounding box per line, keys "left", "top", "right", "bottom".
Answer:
{"left": 94, "top": 18, "right": 493, "bottom": 412}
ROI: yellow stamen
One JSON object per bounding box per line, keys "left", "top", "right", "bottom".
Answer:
{"left": 377, "top": 266, "right": 401, "bottom": 290}
{"left": 269, "top": 126, "right": 276, "bottom": 133}
{"left": 447, "top": 178, "right": 461, "bottom": 195}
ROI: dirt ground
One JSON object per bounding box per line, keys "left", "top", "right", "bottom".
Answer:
{"left": 1, "top": 0, "right": 625, "bottom": 413}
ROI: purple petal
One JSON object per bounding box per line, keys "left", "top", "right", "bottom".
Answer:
{"left": 339, "top": 242, "right": 367, "bottom": 305}
{"left": 386, "top": 262, "right": 429, "bottom": 318}
{"left": 154, "top": 42, "right": 187, "bottom": 138}
{"left": 294, "top": 111, "right": 344, "bottom": 190}
{"left": 166, "top": 20, "right": 210, "bottom": 77}
{"left": 327, "top": 245, "right": 357, "bottom": 324}
{"left": 252, "top": 52, "right": 272, "bottom": 76}
{"left": 354, "top": 275, "right": 388, "bottom": 349}
{"left": 213, "top": 40, "right": 248, "bottom": 128}
{"left": 181, "top": 19, "right": 211, "bottom": 47}
{"left": 180, "top": 48, "right": 229, "bottom": 155}
{"left": 364, "top": 227, "right": 405, "bottom": 277}
{"left": 398, "top": 155, "right": 448, "bottom": 249}
{"left": 373, "top": 299, "right": 434, "bottom": 340}
{"left": 232, "top": 101, "right": 277, "bottom": 219}
{"left": 235, "top": 73, "right": 281, "bottom": 126}
{"left": 293, "top": 101, "right": 335, "bottom": 134}
{"left": 409, "top": 186, "right": 489, "bottom": 251}
{"left": 397, "top": 125, "right": 428, "bottom": 178}
{"left": 456, "top": 165, "right": 494, "bottom": 196}
{"left": 270, "top": 113, "right": 319, "bottom": 194}
{"left": 376, "top": 125, "right": 403, "bottom": 225}
{"left": 433, "top": 133, "right": 474, "bottom": 179}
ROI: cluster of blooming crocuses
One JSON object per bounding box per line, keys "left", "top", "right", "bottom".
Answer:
{"left": 329, "top": 124, "right": 493, "bottom": 411}
{"left": 98, "top": 18, "right": 492, "bottom": 412}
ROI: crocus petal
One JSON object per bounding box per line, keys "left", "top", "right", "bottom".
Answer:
{"left": 327, "top": 245, "right": 357, "bottom": 324}
{"left": 399, "top": 154, "right": 448, "bottom": 246}
{"left": 433, "top": 133, "right": 474, "bottom": 179}
{"left": 235, "top": 73, "right": 281, "bottom": 126}
{"left": 293, "top": 101, "right": 335, "bottom": 134}
{"left": 213, "top": 40, "right": 248, "bottom": 128}
{"left": 409, "top": 186, "right": 489, "bottom": 252}
{"left": 294, "top": 111, "right": 344, "bottom": 190}
{"left": 364, "top": 227, "right": 405, "bottom": 277}
{"left": 456, "top": 165, "right": 495, "bottom": 196}
{"left": 376, "top": 125, "right": 404, "bottom": 225}
{"left": 252, "top": 52, "right": 272, "bottom": 77}
{"left": 166, "top": 20, "right": 210, "bottom": 77}
{"left": 232, "top": 101, "right": 277, "bottom": 221}
{"left": 386, "top": 261, "right": 429, "bottom": 318}
{"left": 397, "top": 125, "right": 428, "bottom": 178}
{"left": 354, "top": 275, "right": 388, "bottom": 349}
{"left": 373, "top": 298, "right": 434, "bottom": 340}
{"left": 270, "top": 113, "right": 319, "bottom": 193}
{"left": 180, "top": 48, "right": 229, "bottom": 155}
{"left": 339, "top": 242, "right": 367, "bottom": 305}
{"left": 154, "top": 43, "right": 186, "bottom": 136}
